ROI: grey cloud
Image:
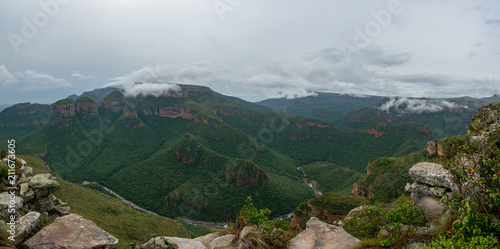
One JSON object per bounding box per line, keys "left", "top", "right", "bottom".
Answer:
{"left": 0, "top": 65, "right": 17, "bottom": 85}
{"left": 71, "top": 73, "right": 95, "bottom": 80}
{"left": 484, "top": 17, "right": 500, "bottom": 26}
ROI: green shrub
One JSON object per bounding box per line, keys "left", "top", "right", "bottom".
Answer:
{"left": 442, "top": 132, "right": 500, "bottom": 239}
{"left": 386, "top": 197, "right": 428, "bottom": 227}
{"left": 343, "top": 205, "right": 386, "bottom": 239}
{"left": 343, "top": 196, "right": 429, "bottom": 248}
{"left": 420, "top": 235, "right": 499, "bottom": 249}
{"left": 238, "top": 196, "right": 271, "bottom": 227}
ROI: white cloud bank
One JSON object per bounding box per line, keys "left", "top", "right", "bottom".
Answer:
{"left": 379, "top": 97, "right": 466, "bottom": 114}
{"left": 0, "top": 65, "right": 71, "bottom": 91}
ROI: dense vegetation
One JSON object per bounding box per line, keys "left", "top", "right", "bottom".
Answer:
{"left": 339, "top": 104, "right": 500, "bottom": 248}
{"left": 15, "top": 155, "right": 201, "bottom": 249}
{"left": 13, "top": 86, "right": 436, "bottom": 222}
{"left": 353, "top": 150, "right": 429, "bottom": 203}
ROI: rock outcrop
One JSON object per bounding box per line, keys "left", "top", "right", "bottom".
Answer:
{"left": 468, "top": 103, "right": 500, "bottom": 136}
{"left": 288, "top": 217, "right": 360, "bottom": 249}
{"left": 21, "top": 173, "right": 70, "bottom": 219}
{"left": 144, "top": 236, "right": 206, "bottom": 249}
{"left": 21, "top": 214, "right": 119, "bottom": 249}
{"left": 405, "top": 162, "right": 453, "bottom": 218}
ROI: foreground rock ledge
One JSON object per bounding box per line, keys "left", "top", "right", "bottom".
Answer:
{"left": 20, "top": 214, "right": 119, "bottom": 249}
{"left": 288, "top": 217, "right": 360, "bottom": 249}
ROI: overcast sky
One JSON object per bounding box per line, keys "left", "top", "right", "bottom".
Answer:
{"left": 1, "top": 0, "right": 499, "bottom": 105}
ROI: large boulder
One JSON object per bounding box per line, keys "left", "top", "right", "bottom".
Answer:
{"left": 29, "top": 174, "right": 60, "bottom": 199}
{"left": 411, "top": 194, "right": 445, "bottom": 219}
{"left": 14, "top": 212, "right": 40, "bottom": 246}
{"left": 288, "top": 217, "right": 360, "bottom": 249}
{"left": 408, "top": 163, "right": 453, "bottom": 189}
{"left": 20, "top": 214, "right": 119, "bottom": 249}
{"left": 0, "top": 191, "right": 23, "bottom": 216}
{"left": 145, "top": 237, "right": 207, "bottom": 249}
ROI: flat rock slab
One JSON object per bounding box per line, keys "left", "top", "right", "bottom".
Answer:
{"left": 145, "top": 237, "right": 207, "bottom": 249}
{"left": 195, "top": 233, "right": 219, "bottom": 246}
{"left": 408, "top": 162, "right": 453, "bottom": 189}
{"left": 288, "top": 217, "right": 360, "bottom": 249}
{"left": 208, "top": 234, "right": 235, "bottom": 249}
{"left": 15, "top": 211, "right": 40, "bottom": 246}
{"left": 21, "top": 214, "right": 119, "bottom": 249}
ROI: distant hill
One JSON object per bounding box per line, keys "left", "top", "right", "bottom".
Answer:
{"left": 334, "top": 95, "right": 500, "bottom": 139}
{"left": 258, "top": 92, "right": 383, "bottom": 122}
{"left": 0, "top": 102, "right": 52, "bottom": 140}
{"left": 67, "top": 86, "right": 120, "bottom": 104}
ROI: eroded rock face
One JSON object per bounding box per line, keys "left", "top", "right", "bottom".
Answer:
{"left": 51, "top": 101, "right": 77, "bottom": 127}
{"left": 288, "top": 217, "right": 360, "bottom": 249}
{"left": 408, "top": 162, "right": 453, "bottom": 189}
{"left": 76, "top": 102, "right": 98, "bottom": 116}
{"left": 468, "top": 103, "right": 500, "bottom": 136}
{"left": 404, "top": 182, "right": 447, "bottom": 198}
{"left": 21, "top": 214, "right": 119, "bottom": 249}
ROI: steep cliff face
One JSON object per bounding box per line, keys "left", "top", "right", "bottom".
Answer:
{"left": 51, "top": 99, "right": 77, "bottom": 127}
{"left": 122, "top": 102, "right": 138, "bottom": 119}
{"left": 52, "top": 97, "right": 99, "bottom": 127}
{"left": 75, "top": 97, "right": 99, "bottom": 123}
{"left": 102, "top": 90, "right": 126, "bottom": 113}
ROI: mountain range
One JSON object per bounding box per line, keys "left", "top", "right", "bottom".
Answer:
{"left": 2, "top": 84, "right": 498, "bottom": 222}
